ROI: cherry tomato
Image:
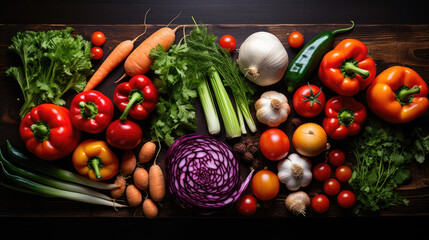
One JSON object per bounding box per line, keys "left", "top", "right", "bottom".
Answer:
{"left": 259, "top": 128, "right": 290, "bottom": 161}
{"left": 91, "top": 31, "right": 106, "bottom": 46}
{"left": 312, "top": 162, "right": 331, "bottom": 181}
{"left": 219, "top": 35, "right": 236, "bottom": 52}
{"left": 251, "top": 169, "right": 280, "bottom": 201}
{"left": 292, "top": 84, "right": 325, "bottom": 118}
{"left": 91, "top": 46, "right": 103, "bottom": 60}
{"left": 328, "top": 149, "right": 345, "bottom": 166}
{"left": 335, "top": 165, "right": 352, "bottom": 182}
{"left": 311, "top": 194, "right": 329, "bottom": 213}
{"left": 323, "top": 178, "right": 341, "bottom": 196}
{"left": 236, "top": 194, "right": 258, "bottom": 216}
{"left": 337, "top": 190, "right": 356, "bottom": 208}
{"left": 288, "top": 31, "right": 304, "bottom": 48}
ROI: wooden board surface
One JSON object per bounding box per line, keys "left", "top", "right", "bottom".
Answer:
{"left": 0, "top": 23, "right": 428, "bottom": 219}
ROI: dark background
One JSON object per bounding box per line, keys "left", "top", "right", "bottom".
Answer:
{"left": 2, "top": 0, "right": 429, "bottom": 25}
{"left": 1, "top": 0, "right": 428, "bottom": 237}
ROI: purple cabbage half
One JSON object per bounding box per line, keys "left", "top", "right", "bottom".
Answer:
{"left": 165, "top": 134, "right": 254, "bottom": 214}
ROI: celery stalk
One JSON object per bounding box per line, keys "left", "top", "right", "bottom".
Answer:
{"left": 197, "top": 77, "right": 221, "bottom": 135}
{"left": 208, "top": 67, "right": 241, "bottom": 138}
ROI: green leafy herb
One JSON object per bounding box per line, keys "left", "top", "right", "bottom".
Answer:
{"left": 350, "top": 117, "right": 411, "bottom": 214}
{"left": 149, "top": 44, "right": 201, "bottom": 146}
{"left": 6, "top": 27, "right": 94, "bottom": 118}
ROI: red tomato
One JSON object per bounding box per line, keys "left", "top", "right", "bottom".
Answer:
{"left": 91, "top": 31, "right": 106, "bottom": 46}
{"left": 91, "top": 46, "right": 103, "bottom": 60}
{"left": 328, "top": 149, "right": 345, "bottom": 166}
{"left": 323, "top": 178, "right": 341, "bottom": 196}
{"left": 311, "top": 194, "right": 329, "bottom": 213}
{"left": 236, "top": 194, "right": 258, "bottom": 216}
{"left": 251, "top": 169, "right": 280, "bottom": 201}
{"left": 312, "top": 162, "right": 331, "bottom": 181}
{"left": 337, "top": 190, "right": 356, "bottom": 208}
{"left": 288, "top": 31, "right": 304, "bottom": 48}
{"left": 292, "top": 84, "right": 325, "bottom": 118}
{"left": 106, "top": 119, "right": 142, "bottom": 150}
{"left": 259, "top": 128, "right": 290, "bottom": 161}
{"left": 219, "top": 35, "right": 236, "bottom": 52}
{"left": 335, "top": 165, "right": 352, "bottom": 182}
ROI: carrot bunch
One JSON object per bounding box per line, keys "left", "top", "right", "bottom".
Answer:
{"left": 110, "top": 140, "right": 164, "bottom": 219}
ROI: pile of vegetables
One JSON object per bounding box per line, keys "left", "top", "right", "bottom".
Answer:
{"left": 2, "top": 17, "right": 429, "bottom": 219}
{"left": 149, "top": 19, "right": 257, "bottom": 146}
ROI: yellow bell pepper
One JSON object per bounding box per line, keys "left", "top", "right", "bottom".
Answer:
{"left": 72, "top": 139, "right": 119, "bottom": 181}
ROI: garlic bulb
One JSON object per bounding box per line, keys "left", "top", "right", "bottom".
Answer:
{"left": 255, "top": 91, "right": 291, "bottom": 127}
{"left": 277, "top": 153, "right": 312, "bottom": 191}
{"left": 238, "top": 31, "right": 289, "bottom": 86}
{"left": 285, "top": 191, "right": 310, "bottom": 216}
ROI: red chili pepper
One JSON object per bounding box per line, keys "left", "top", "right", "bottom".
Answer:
{"left": 322, "top": 96, "right": 367, "bottom": 140}
{"left": 69, "top": 90, "right": 114, "bottom": 134}
{"left": 113, "top": 75, "right": 158, "bottom": 120}
{"left": 19, "top": 104, "right": 81, "bottom": 161}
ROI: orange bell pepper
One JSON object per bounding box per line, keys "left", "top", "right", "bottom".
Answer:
{"left": 319, "top": 39, "right": 377, "bottom": 96}
{"left": 72, "top": 139, "right": 119, "bottom": 181}
{"left": 366, "top": 66, "right": 429, "bottom": 123}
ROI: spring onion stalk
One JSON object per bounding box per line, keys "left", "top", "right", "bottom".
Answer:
{"left": 208, "top": 67, "right": 241, "bottom": 138}
{"left": 0, "top": 160, "right": 129, "bottom": 208}
{"left": 6, "top": 140, "right": 119, "bottom": 190}
{"left": 0, "top": 149, "right": 114, "bottom": 201}
{"left": 197, "top": 76, "right": 221, "bottom": 135}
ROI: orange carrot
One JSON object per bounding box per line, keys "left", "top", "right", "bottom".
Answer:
{"left": 83, "top": 10, "right": 151, "bottom": 91}
{"left": 133, "top": 167, "right": 149, "bottom": 191}
{"left": 116, "top": 12, "right": 183, "bottom": 83}
{"left": 110, "top": 175, "right": 126, "bottom": 199}
{"left": 121, "top": 150, "right": 137, "bottom": 175}
{"left": 138, "top": 141, "right": 156, "bottom": 163}
{"left": 142, "top": 198, "right": 158, "bottom": 219}
{"left": 148, "top": 141, "right": 165, "bottom": 202}
{"left": 125, "top": 184, "right": 142, "bottom": 207}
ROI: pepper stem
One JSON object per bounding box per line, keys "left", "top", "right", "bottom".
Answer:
{"left": 397, "top": 85, "right": 420, "bottom": 105}
{"left": 30, "top": 121, "right": 50, "bottom": 142}
{"left": 119, "top": 89, "right": 144, "bottom": 122}
{"left": 88, "top": 156, "right": 103, "bottom": 179}
{"left": 79, "top": 101, "right": 98, "bottom": 119}
{"left": 341, "top": 59, "right": 370, "bottom": 79}
{"left": 337, "top": 108, "right": 355, "bottom": 126}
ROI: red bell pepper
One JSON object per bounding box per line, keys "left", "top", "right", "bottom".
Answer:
{"left": 19, "top": 103, "right": 81, "bottom": 161}
{"left": 319, "top": 39, "right": 377, "bottom": 96}
{"left": 113, "top": 75, "right": 158, "bottom": 121}
{"left": 69, "top": 90, "right": 114, "bottom": 134}
{"left": 322, "top": 96, "right": 367, "bottom": 140}
{"left": 366, "top": 66, "right": 429, "bottom": 123}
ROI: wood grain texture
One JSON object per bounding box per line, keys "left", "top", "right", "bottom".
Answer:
{"left": 0, "top": 23, "right": 428, "bottom": 220}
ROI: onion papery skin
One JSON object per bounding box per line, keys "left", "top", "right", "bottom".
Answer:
{"left": 165, "top": 134, "right": 254, "bottom": 214}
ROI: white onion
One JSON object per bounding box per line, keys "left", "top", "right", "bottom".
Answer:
{"left": 238, "top": 31, "right": 289, "bottom": 86}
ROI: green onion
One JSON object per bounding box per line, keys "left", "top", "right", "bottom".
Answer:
{"left": 0, "top": 159, "right": 128, "bottom": 208}
{"left": 6, "top": 140, "right": 119, "bottom": 190}
{"left": 0, "top": 148, "right": 114, "bottom": 201}
{"left": 197, "top": 76, "right": 221, "bottom": 135}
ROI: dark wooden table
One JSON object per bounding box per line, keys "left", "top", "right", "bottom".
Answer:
{"left": 1, "top": 0, "right": 428, "bottom": 237}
